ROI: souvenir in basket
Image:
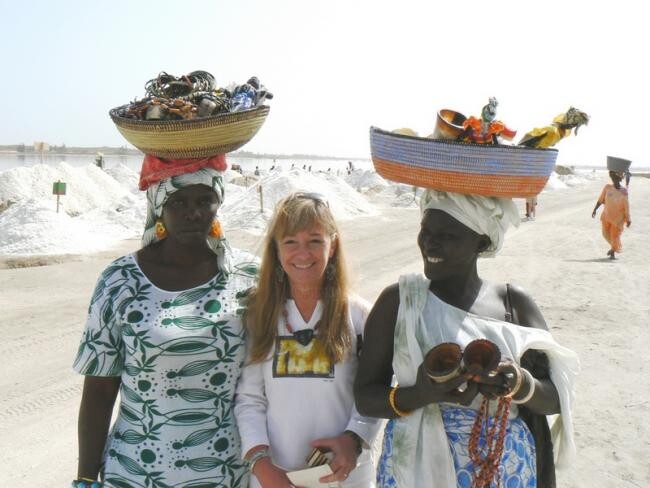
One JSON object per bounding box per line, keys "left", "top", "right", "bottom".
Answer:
{"left": 370, "top": 100, "right": 588, "bottom": 198}
{"left": 109, "top": 71, "right": 272, "bottom": 158}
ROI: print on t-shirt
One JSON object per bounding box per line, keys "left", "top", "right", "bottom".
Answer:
{"left": 272, "top": 335, "right": 334, "bottom": 378}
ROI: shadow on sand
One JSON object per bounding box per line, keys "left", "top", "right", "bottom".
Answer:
{"left": 564, "top": 258, "right": 617, "bottom": 263}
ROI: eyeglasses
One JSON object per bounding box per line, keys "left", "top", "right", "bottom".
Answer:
{"left": 290, "top": 191, "right": 330, "bottom": 207}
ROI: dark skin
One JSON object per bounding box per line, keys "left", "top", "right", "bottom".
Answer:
{"left": 354, "top": 209, "right": 560, "bottom": 421}
{"left": 591, "top": 171, "right": 631, "bottom": 259}
{"left": 76, "top": 184, "right": 221, "bottom": 479}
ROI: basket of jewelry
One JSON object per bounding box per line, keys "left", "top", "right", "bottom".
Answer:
{"left": 110, "top": 70, "right": 272, "bottom": 158}
{"left": 370, "top": 98, "right": 589, "bottom": 198}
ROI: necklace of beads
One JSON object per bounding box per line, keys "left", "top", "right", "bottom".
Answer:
{"left": 468, "top": 396, "right": 512, "bottom": 488}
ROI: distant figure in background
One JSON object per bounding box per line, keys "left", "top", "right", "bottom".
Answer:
{"left": 308, "top": 165, "right": 312, "bottom": 172}
{"left": 525, "top": 196, "right": 538, "bottom": 221}
{"left": 255, "top": 166, "right": 260, "bottom": 176}
{"left": 94, "top": 152, "right": 105, "bottom": 170}
{"left": 592, "top": 171, "right": 631, "bottom": 259}
{"left": 291, "top": 163, "right": 295, "bottom": 170}
{"left": 303, "top": 164, "right": 307, "bottom": 170}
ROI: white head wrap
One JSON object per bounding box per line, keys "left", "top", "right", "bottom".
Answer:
{"left": 141, "top": 168, "right": 231, "bottom": 272}
{"left": 419, "top": 189, "right": 520, "bottom": 257}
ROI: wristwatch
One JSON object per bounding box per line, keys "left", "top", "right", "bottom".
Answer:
{"left": 344, "top": 430, "right": 363, "bottom": 456}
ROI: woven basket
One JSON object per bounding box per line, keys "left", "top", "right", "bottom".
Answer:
{"left": 109, "top": 105, "right": 270, "bottom": 158}
{"left": 370, "top": 127, "right": 558, "bottom": 197}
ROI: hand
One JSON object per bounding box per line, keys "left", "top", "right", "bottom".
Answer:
{"left": 472, "top": 361, "right": 519, "bottom": 399}
{"left": 312, "top": 433, "right": 359, "bottom": 483}
{"left": 415, "top": 362, "right": 479, "bottom": 406}
{"left": 254, "top": 457, "right": 294, "bottom": 488}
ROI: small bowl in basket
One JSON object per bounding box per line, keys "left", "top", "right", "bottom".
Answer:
{"left": 110, "top": 105, "right": 270, "bottom": 158}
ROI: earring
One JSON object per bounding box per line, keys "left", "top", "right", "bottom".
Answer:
{"left": 209, "top": 219, "right": 223, "bottom": 239}
{"left": 155, "top": 220, "right": 167, "bottom": 239}
{"left": 275, "top": 265, "right": 285, "bottom": 283}
{"left": 325, "top": 262, "right": 335, "bottom": 281}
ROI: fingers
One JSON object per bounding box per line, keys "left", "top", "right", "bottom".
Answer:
{"left": 453, "top": 380, "right": 479, "bottom": 406}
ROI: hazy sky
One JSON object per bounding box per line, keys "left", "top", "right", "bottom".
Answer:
{"left": 1, "top": 0, "right": 648, "bottom": 166}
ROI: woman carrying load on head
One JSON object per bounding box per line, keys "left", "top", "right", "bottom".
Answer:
{"left": 72, "top": 155, "right": 257, "bottom": 488}
{"left": 234, "top": 192, "right": 382, "bottom": 488}
{"left": 592, "top": 170, "right": 631, "bottom": 260}
{"left": 354, "top": 189, "right": 579, "bottom": 488}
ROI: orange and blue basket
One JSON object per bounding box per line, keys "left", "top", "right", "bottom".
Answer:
{"left": 370, "top": 127, "right": 558, "bottom": 198}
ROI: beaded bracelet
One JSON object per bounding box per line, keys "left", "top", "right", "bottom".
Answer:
{"left": 389, "top": 386, "right": 411, "bottom": 417}
{"left": 71, "top": 479, "right": 102, "bottom": 488}
{"left": 512, "top": 368, "right": 536, "bottom": 404}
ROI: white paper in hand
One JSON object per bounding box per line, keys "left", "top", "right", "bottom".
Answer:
{"left": 286, "top": 464, "right": 341, "bottom": 488}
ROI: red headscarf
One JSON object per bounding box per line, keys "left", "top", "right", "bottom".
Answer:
{"left": 138, "top": 154, "right": 228, "bottom": 190}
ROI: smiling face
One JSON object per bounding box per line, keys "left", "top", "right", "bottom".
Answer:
{"left": 161, "top": 184, "right": 220, "bottom": 246}
{"left": 418, "top": 209, "right": 489, "bottom": 282}
{"left": 277, "top": 225, "right": 336, "bottom": 291}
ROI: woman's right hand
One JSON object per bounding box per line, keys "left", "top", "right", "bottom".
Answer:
{"left": 253, "top": 457, "right": 295, "bottom": 488}
{"left": 414, "top": 362, "right": 479, "bottom": 406}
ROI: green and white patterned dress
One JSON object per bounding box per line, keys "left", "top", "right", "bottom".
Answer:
{"left": 73, "top": 252, "right": 257, "bottom": 488}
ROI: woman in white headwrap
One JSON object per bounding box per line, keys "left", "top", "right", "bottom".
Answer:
{"left": 354, "top": 189, "right": 579, "bottom": 488}
{"left": 72, "top": 156, "right": 257, "bottom": 488}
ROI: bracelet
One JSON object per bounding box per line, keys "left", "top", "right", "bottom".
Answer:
{"left": 504, "top": 364, "right": 524, "bottom": 398}
{"left": 343, "top": 430, "right": 363, "bottom": 456}
{"left": 388, "top": 386, "right": 411, "bottom": 417}
{"left": 247, "top": 447, "right": 270, "bottom": 474}
{"left": 71, "top": 479, "right": 102, "bottom": 488}
{"left": 512, "top": 368, "right": 536, "bottom": 404}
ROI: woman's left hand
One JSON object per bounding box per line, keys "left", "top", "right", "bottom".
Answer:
{"left": 472, "top": 361, "right": 518, "bottom": 399}
{"left": 311, "top": 433, "right": 359, "bottom": 483}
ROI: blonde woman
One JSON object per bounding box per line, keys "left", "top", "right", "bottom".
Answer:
{"left": 235, "top": 192, "right": 380, "bottom": 488}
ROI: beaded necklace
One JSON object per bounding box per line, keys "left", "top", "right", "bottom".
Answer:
{"left": 468, "top": 396, "right": 512, "bottom": 488}
{"left": 283, "top": 307, "right": 319, "bottom": 346}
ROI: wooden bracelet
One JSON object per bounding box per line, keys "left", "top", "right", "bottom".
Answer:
{"left": 512, "top": 368, "right": 536, "bottom": 404}
{"left": 389, "top": 386, "right": 411, "bottom": 417}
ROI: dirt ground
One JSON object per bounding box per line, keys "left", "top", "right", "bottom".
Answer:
{"left": 1, "top": 178, "right": 648, "bottom": 487}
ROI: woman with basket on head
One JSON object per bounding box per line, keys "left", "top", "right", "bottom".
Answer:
{"left": 355, "top": 119, "right": 580, "bottom": 487}
{"left": 72, "top": 155, "right": 258, "bottom": 488}
{"left": 592, "top": 157, "right": 632, "bottom": 260}
{"left": 234, "top": 192, "right": 381, "bottom": 488}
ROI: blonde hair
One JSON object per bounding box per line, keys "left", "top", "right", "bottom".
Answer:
{"left": 246, "top": 192, "right": 352, "bottom": 363}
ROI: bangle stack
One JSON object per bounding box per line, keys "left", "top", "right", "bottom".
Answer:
{"left": 247, "top": 447, "right": 270, "bottom": 474}
{"left": 388, "top": 386, "right": 411, "bottom": 417}
{"left": 71, "top": 479, "right": 102, "bottom": 488}
{"left": 512, "top": 368, "right": 536, "bottom": 404}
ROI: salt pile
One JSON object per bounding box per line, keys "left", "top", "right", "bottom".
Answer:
{"left": 0, "top": 162, "right": 597, "bottom": 257}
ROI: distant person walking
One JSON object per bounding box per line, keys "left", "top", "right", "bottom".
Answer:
{"left": 592, "top": 171, "right": 631, "bottom": 259}
{"left": 525, "top": 196, "right": 537, "bottom": 221}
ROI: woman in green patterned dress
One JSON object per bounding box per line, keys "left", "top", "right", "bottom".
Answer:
{"left": 72, "top": 156, "right": 257, "bottom": 488}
